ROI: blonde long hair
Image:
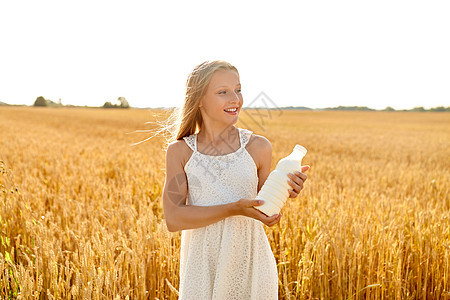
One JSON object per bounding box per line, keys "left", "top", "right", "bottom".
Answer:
{"left": 130, "top": 60, "right": 239, "bottom": 148}
{"left": 176, "top": 60, "right": 239, "bottom": 140}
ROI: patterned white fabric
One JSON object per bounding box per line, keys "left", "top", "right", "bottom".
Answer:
{"left": 178, "top": 127, "right": 278, "bottom": 300}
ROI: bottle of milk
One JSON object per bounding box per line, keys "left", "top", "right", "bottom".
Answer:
{"left": 254, "top": 145, "right": 307, "bottom": 217}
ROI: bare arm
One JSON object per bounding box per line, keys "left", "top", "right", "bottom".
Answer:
{"left": 254, "top": 136, "right": 272, "bottom": 193}
{"left": 162, "top": 140, "right": 281, "bottom": 232}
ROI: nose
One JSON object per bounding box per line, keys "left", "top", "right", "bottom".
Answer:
{"left": 230, "top": 91, "right": 240, "bottom": 103}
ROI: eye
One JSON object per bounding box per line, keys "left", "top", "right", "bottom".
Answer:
{"left": 218, "top": 90, "right": 226, "bottom": 94}
{"left": 236, "top": 89, "right": 241, "bottom": 93}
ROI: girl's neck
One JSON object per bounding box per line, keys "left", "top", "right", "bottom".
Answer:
{"left": 197, "top": 124, "right": 238, "bottom": 147}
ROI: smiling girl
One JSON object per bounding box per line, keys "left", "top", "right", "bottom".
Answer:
{"left": 162, "top": 60, "right": 309, "bottom": 299}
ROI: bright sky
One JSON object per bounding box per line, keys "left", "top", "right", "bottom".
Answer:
{"left": 1, "top": 1, "right": 449, "bottom": 110}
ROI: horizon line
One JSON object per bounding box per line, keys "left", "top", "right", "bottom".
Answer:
{"left": 1, "top": 102, "right": 449, "bottom": 111}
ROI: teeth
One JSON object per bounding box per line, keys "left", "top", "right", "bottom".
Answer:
{"left": 225, "top": 108, "right": 237, "bottom": 112}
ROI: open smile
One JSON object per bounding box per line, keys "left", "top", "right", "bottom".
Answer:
{"left": 224, "top": 107, "right": 239, "bottom": 115}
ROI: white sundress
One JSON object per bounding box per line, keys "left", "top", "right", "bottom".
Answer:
{"left": 178, "top": 127, "right": 278, "bottom": 300}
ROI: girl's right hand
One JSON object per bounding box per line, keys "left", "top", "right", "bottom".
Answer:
{"left": 234, "top": 199, "right": 282, "bottom": 227}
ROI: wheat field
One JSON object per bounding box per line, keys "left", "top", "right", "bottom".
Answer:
{"left": 0, "top": 106, "right": 449, "bottom": 299}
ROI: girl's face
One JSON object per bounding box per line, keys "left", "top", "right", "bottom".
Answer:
{"left": 199, "top": 69, "right": 243, "bottom": 125}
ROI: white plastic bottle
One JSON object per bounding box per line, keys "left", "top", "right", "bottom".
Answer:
{"left": 254, "top": 145, "right": 307, "bottom": 217}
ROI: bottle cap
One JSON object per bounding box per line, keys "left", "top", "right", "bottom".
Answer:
{"left": 294, "top": 145, "right": 307, "bottom": 156}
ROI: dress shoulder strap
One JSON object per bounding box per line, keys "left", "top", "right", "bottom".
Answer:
{"left": 182, "top": 134, "right": 197, "bottom": 152}
{"left": 239, "top": 128, "right": 253, "bottom": 148}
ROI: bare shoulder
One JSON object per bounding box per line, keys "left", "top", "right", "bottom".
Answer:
{"left": 247, "top": 133, "right": 272, "bottom": 152}
{"left": 166, "top": 139, "right": 193, "bottom": 166}
{"left": 246, "top": 133, "right": 272, "bottom": 169}
{"left": 166, "top": 139, "right": 190, "bottom": 153}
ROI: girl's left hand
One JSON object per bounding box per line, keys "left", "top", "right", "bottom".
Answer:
{"left": 287, "top": 165, "right": 310, "bottom": 198}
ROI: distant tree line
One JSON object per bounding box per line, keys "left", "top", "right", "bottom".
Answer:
{"left": 276, "top": 105, "right": 450, "bottom": 112}
{"left": 33, "top": 96, "right": 63, "bottom": 107}
{"left": 404, "top": 106, "right": 449, "bottom": 112}
{"left": 31, "top": 96, "right": 130, "bottom": 108}
{"left": 323, "top": 105, "right": 449, "bottom": 112}
{"left": 102, "top": 97, "right": 130, "bottom": 108}
{"left": 325, "top": 106, "right": 376, "bottom": 111}
{"left": 11, "top": 97, "right": 446, "bottom": 111}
